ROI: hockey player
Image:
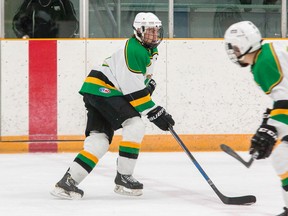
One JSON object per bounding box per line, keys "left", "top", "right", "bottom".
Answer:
{"left": 224, "top": 21, "right": 288, "bottom": 216}
{"left": 51, "top": 12, "right": 175, "bottom": 199}
{"left": 12, "top": 0, "right": 78, "bottom": 38}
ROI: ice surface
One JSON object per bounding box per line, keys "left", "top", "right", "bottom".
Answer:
{"left": 0, "top": 152, "right": 284, "bottom": 216}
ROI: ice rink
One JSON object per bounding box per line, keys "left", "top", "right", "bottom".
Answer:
{"left": 0, "top": 151, "right": 284, "bottom": 216}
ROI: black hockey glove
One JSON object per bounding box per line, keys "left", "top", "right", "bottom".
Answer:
{"left": 146, "top": 79, "right": 157, "bottom": 96}
{"left": 147, "top": 106, "right": 175, "bottom": 131}
{"left": 250, "top": 124, "right": 277, "bottom": 159}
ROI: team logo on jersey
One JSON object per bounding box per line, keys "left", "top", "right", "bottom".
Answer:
{"left": 99, "top": 87, "right": 111, "bottom": 94}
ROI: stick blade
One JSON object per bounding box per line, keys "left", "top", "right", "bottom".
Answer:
{"left": 220, "top": 144, "right": 254, "bottom": 168}
{"left": 221, "top": 195, "right": 256, "bottom": 205}
{"left": 213, "top": 182, "right": 257, "bottom": 205}
{"left": 220, "top": 144, "right": 240, "bottom": 159}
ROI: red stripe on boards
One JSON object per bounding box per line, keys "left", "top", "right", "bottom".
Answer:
{"left": 29, "top": 142, "right": 58, "bottom": 153}
{"left": 28, "top": 40, "right": 57, "bottom": 152}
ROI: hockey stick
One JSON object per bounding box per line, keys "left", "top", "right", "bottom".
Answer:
{"left": 220, "top": 144, "right": 255, "bottom": 168}
{"left": 168, "top": 126, "right": 256, "bottom": 205}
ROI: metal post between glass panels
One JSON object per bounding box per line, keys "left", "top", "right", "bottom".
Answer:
{"left": 0, "top": 0, "right": 4, "bottom": 38}
{"left": 80, "top": 0, "right": 89, "bottom": 38}
{"left": 281, "top": 0, "right": 287, "bottom": 38}
{"left": 169, "top": 0, "right": 174, "bottom": 38}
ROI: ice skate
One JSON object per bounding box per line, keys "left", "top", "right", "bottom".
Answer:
{"left": 50, "top": 172, "right": 84, "bottom": 200}
{"left": 277, "top": 207, "right": 288, "bottom": 216}
{"left": 114, "top": 171, "right": 143, "bottom": 196}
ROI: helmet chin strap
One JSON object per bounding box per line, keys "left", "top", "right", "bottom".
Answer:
{"left": 236, "top": 46, "right": 252, "bottom": 67}
{"left": 237, "top": 46, "right": 252, "bottom": 60}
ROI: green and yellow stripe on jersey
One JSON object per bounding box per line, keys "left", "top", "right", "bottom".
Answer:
{"left": 79, "top": 70, "right": 123, "bottom": 97}
{"left": 125, "top": 88, "right": 155, "bottom": 113}
{"left": 271, "top": 100, "right": 288, "bottom": 125}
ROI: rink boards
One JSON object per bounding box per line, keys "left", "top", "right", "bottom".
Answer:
{"left": 0, "top": 39, "right": 278, "bottom": 152}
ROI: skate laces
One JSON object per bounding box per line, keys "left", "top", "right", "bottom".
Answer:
{"left": 67, "top": 176, "right": 76, "bottom": 185}
{"left": 64, "top": 174, "right": 79, "bottom": 190}
{"left": 123, "top": 175, "right": 138, "bottom": 183}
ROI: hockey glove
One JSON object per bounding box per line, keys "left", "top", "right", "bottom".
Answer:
{"left": 250, "top": 124, "right": 277, "bottom": 159}
{"left": 146, "top": 79, "right": 157, "bottom": 96}
{"left": 147, "top": 106, "right": 175, "bottom": 131}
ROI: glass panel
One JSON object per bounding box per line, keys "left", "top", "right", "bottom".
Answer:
{"left": 88, "top": 0, "right": 169, "bottom": 38}
{"left": 4, "top": 0, "right": 80, "bottom": 38}
{"left": 4, "top": 0, "right": 282, "bottom": 38}
{"left": 174, "top": 0, "right": 281, "bottom": 38}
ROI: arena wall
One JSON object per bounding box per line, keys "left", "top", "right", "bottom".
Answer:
{"left": 0, "top": 39, "right": 274, "bottom": 153}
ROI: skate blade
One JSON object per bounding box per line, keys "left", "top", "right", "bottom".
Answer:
{"left": 114, "top": 185, "right": 143, "bottom": 196}
{"left": 50, "top": 186, "right": 83, "bottom": 200}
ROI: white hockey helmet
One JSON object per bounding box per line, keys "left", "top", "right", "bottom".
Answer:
{"left": 133, "top": 12, "right": 163, "bottom": 49}
{"left": 224, "top": 21, "right": 262, "bottom": 67}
